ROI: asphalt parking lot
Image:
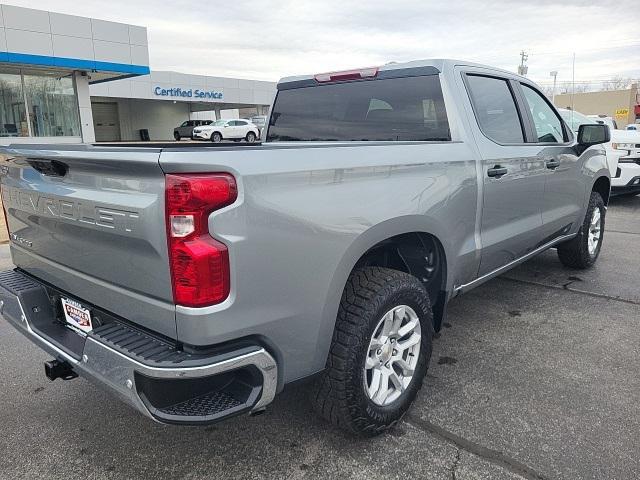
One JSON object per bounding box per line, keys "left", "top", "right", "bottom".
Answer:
{"left": 1, "top": 195, "right": 639, "bottom": 480}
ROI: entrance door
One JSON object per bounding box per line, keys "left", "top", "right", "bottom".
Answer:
{"left": 92, "top": 102, "right": 121, "bottom": 142}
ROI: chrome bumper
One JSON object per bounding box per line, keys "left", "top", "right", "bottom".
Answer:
{"left": 0, "top": 270, "right": 278, "bottom": 423}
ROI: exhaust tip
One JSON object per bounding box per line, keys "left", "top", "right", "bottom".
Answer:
{"left": 44, "top": 360, "right": 78, "bottom": 381}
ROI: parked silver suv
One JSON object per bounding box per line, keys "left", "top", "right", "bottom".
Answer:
{"left": 173, "top": 119, "right": 213, "bottom": 140}
{"left": 0, "top": 59, "right": 610, "bottom": 436}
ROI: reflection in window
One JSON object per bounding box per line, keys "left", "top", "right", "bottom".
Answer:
{"left": 466, "top": 75, "right": 524, "bottom": 144}
{"left": 23, "top": 74, "right": 80, "bottom": 137}
{"left": 521, "top": 84, "right": 564, "bottom": 143}
{"left": 0, "top": 72, "right": 28, "bottom": 137}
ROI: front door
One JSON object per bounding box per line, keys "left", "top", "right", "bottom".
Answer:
{"left": 518, "top": 83, "right": 584, "bottom": 241}
{"left": 462, "top": 72, "right": 548, "bottom": 277}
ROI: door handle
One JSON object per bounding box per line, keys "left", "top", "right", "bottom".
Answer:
{"left": 487, "top": 165, "right": 508, "bottom": 178}
{"left": 546, "top": 159, "right": 560, "bottom": 169}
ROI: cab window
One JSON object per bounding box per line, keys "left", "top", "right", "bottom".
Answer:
{"left": 521, "top": 84, "right": 566, "bottom": 143}
{"left": 466, "top": 75, "right": 524, "bottom": 144}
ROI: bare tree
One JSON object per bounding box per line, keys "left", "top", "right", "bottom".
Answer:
{"left": 540, "top": 85, "right": 554, "bottom": 99}
{"left": 558, "top": 82, "right": 590, "bottom": 94}
{"left": 602, "top": 76, "right": 632, "bottom": 91}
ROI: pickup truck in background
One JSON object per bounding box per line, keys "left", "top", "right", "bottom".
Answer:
{"left": 0, "top": 59, "right": 611, "bottom": 436}
{"left": 563, "top": 109, "right": 640, "bottom": 196}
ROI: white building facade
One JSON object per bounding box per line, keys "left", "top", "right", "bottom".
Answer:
{"left": 89, "top": 71, "right": 275, "bottom": 141}
{"left": 0, "top": 5, "right": 275, "bottom": 145}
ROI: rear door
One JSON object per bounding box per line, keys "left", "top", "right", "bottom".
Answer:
{"left": 461, "top": 70, "right": 548, "bottom": 276}
{"left": 0, "top": 146, "right": 176, "bottom": 338}
{"left": 235, "top": 120, "right": 249, "bottom": 138}
{"left": 226, "top": 120, "right": 241, "bottom": 138}
{"left": 517, "top": 83, "right": 583, "bottom": 241}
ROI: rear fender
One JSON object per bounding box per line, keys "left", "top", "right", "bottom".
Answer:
{"left": 313, "top": 215, "right": 452, "bottom": 372}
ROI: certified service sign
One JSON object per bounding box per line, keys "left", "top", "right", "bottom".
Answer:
{"left": 154, "top": 86, "right": 223, "bottom": 100}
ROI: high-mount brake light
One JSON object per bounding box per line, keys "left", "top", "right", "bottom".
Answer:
{"left": 314, "top": 67, "right": 379, "bottom": 83}
{"left": 165, "top": 173, "right": 237, "bottom": 307}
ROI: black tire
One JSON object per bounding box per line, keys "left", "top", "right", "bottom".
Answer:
{"left": 246, "top": 131, "right": 257, "bottom": 143}
{"left": 211, "top": 132, "right": 222, "bottom": 143}
{"left": 173, "top": 132, "right": 180, "bottom": 141}
{"left": 557, "top": 191, "right": 605, "bottom": 269}
{"left": 312, "top": 266, "right": 434, "bottom": 436}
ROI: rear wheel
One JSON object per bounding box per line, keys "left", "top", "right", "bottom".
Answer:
{"left": 211, "top": 132, "right": 222, "bottom": 143}
{"left": 246, "top": 131, "right": 257, "bottom": 143}
{"left": 557, "top": 191, "right": 605, "bottom": 269}
{"left": 173, "top": 132, "right": 180, "bottom": 141}
{"left": 312, "top": 267, "right": 433, "bottom": 436}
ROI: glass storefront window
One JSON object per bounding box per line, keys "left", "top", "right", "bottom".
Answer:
{"left": 24, "top": 74, "right": 80, "bottom": 137}
{"left": 0, "top": 71, "right": 28, "bottom": 137}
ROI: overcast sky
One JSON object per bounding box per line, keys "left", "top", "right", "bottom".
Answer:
{"left": 7, "top": 0, "right": 640, "bottom": 86}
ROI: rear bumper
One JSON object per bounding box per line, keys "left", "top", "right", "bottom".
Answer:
{"left": 0, "top": 269, "right": 278, "bottom": 425}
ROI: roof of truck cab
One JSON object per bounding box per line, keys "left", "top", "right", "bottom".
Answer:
{"left": 277, "top": 59, "right": 526, "bottom": 86}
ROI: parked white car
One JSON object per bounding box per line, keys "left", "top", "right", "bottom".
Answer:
{"left": 559, "top": 109, "right": 620, "bottom": 177}
{"left": 192, "top": 119, "right": 260, "bottom": 143}
{"left": 587, "top": 115, "right": 618, "bottom": 131}
{"left": 561, "top": 109, "right": 640, "bottom": 195}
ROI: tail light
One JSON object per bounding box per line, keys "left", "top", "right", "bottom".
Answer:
{"left": 165, "top": 173, "right": 237, "bottom": 307}
{"left": 314, "top": 67, "right": 379, "bottom": 83}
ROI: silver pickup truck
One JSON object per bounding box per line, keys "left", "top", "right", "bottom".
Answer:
{"left": 0, "top": 59, "right": 611, "bottom": 436}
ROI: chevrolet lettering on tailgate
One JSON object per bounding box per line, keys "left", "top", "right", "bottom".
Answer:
{"left": 1, "top": 186, "right": 140, "bottom": 233}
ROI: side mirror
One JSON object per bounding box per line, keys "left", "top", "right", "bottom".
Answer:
{"left": 577, "top": 124, "right": 610, "bottom": 147}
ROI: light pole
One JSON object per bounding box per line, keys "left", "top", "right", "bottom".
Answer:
{"left": 550, "top": 71, "right": 558, "bottom": 104}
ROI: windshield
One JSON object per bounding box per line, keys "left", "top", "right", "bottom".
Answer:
{"left": 559, "top": 110, "right": 598, "bottom": 132}
{"left": 213, "top": 120, "right": 227, "bottom": 126}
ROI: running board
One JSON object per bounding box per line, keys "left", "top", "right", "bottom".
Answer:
{"left": 453, "top": 233, "right": 576, "bottom": 296}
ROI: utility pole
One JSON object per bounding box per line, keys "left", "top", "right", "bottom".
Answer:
{"left": 517, "top": 51, "right": 528, "bottom": 76}
{"left": 550, "top": 71, "right": 558, "bottom": 104}
{"left": 571, "top": 53, "right": 576, "bottom": 112}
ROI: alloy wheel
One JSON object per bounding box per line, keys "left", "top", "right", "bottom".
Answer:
{"left": 364, "top": 305, "right": 421, "bottom": 406}
{"left": 587, "top": 207, "right": 602, "bottom": 255}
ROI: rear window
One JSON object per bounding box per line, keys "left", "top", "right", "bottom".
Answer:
{"left": 267, "top": 75, "right": 450, "bottom": 142}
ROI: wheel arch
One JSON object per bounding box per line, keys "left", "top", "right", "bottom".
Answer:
{"left": 592, "top": 175, "right": 611, "bottom": 205}
{"left": 313, "top": 216, "right": 452, "bottom": 376}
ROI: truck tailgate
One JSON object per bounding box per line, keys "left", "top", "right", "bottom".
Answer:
{"left": 0, "top": 145, "right": 176, "bottom": 339}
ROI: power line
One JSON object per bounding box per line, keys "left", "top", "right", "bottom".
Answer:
{"left": 528, "top": 41, "right": 640, "bottom": 57}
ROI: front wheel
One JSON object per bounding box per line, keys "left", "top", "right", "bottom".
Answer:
{"left": 557, "top": 191, "right": 605, "bottom": 269}
{"left": 245, "top": 131, "right": 257, "bottom": 143}
{"left": 173, "top": 132, "right": 180, "bottom": 141}
{"left": 211, "top": 132, "right": 222, "bottom": 143}
{"left": 312, "top": 267, "right": 433, "bottom": 436}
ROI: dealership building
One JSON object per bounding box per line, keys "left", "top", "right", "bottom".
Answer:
{"left": 0, "top": 4, "right": 275, "bottom": 144}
